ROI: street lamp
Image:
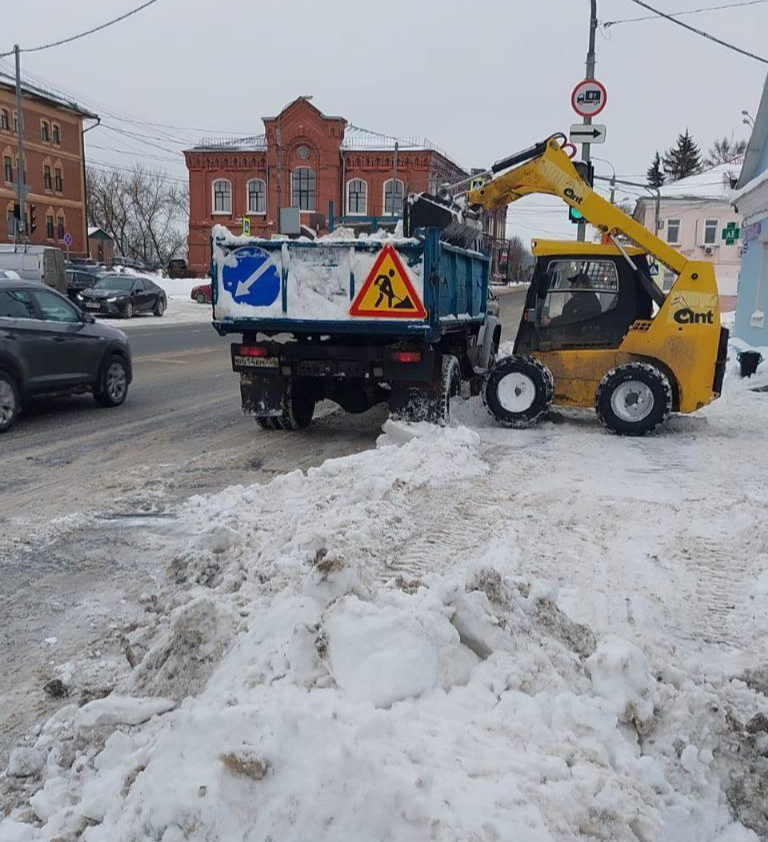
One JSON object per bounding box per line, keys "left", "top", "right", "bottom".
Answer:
{"left": 742, "top": 110, "right": 755, "bottom": 129}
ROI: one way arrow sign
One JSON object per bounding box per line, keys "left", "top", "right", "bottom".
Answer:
{"left": 569, "top": 123, "right": 607, "bottom": 144}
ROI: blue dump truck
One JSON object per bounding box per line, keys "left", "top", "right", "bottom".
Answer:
{"left": 210, "top": 221, "right": 499, "bottom": 429}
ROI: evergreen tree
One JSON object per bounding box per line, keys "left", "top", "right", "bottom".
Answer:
{"left": 705, "top": 136, "right": 747, "bottom": 167}
{"left": 646, "top": 152, "right": 665, "bottom": 188}
{"left": 662, "top": 130, "right": 702, "bottom": 181}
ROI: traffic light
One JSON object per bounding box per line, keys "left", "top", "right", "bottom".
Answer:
{"left": 568, "top": 161, "right": 594, "bottom": 224}
{"left": 29, "top": 204, "right": 37, "bottom": 234}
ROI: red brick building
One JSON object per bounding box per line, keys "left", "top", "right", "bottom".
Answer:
{"left": 0, "top": 71, "right": 97, "bottom": 256}
{"left": 184, "top": 97, "right": 507, "bottom": 275}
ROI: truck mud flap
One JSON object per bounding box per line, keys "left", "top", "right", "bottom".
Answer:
{"left": 240, "top": 372, "right": 284, "bottom": 417}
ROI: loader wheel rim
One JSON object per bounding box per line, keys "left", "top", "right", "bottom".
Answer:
{"left": 496, "top": 372, "right": 536, "bottom": 413}
{"left": 611, "top": 380, "right": 654, "bottom": 422}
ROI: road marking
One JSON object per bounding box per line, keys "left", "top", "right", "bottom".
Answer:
{"left": 135, "top": 347, "right": 222, "bottom": 363}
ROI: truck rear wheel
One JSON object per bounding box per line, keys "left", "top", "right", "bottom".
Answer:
{"left": 255, "top": 417, "right": 281, "bottom": 430}
{"left": 595, "top": 363, "right": 672, "bottom": 437}
{"left": 280, "top": 382, "right": 315, "bottom": 430}
{"left": 439, "top": 354, "right": 461, "bottom": 421}
{"left": 483, "top": 355, "right": 553, "bottom": 428}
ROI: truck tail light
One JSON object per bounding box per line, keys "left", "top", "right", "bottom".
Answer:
{"left": 238, "top": 344, "right": 268, "bottom": 357}
{"left": 390, "top": 351, "right": 422, "bottom": 363}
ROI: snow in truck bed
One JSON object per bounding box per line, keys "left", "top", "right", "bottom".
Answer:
{"left": 2, "top": 355, "right": 768, "bottom": 841}
{"left": 211, "top": 224, "right": 426, "bottom": 323}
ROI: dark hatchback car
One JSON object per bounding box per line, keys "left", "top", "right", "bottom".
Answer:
{"left": 0, "top": 280, "right": 132, "bottom": 433}
{"left": 66, "top": 267, "right": 102, "bottom": 303}
{"left": 77, "top": 275, "right": 167, "bottom": 319}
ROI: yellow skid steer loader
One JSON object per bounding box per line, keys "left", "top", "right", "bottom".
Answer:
{"left": 407, "top": 135, "right": 728, "bottom": 436}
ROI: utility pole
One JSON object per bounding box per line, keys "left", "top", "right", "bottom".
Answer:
{"left": 577, "top": 0, "right": 598, "bottom": 242}
{"left": 14, "top": 45, "right": 26, "bottom": 242}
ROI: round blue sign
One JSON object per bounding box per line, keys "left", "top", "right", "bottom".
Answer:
{"left": 222, "top": 247, "right": 280, "bottom": 306}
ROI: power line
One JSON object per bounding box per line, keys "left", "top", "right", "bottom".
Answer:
{"left": 0, "top": 0, "right": 164, "bottom": 58}
{"left": 622, "top": 0, "right": 768, "bottom": 63}
{"left": 604, "top": 0, "right": 768, "bottom": 26}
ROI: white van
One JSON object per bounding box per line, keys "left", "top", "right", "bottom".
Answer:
{"left": 0, "top": 245, "right": 66, "bottom": 294}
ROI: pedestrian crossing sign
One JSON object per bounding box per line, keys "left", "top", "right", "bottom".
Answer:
{"left": 350, "top": 244, "right": 427, "bottom": 319}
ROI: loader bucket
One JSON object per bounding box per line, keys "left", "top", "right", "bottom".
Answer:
{"left": 404, "top": 193, "right": 483, "bottom": 249}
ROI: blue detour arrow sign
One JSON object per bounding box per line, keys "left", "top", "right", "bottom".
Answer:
{"left": 222, "top": 247, "right": 280, "bottom": 306}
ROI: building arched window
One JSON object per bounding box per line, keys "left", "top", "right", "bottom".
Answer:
{"left": 40, "top": 120, "right": 50, "bottom": 142}
{"left": 383, "top": 178, "right": 404, "bottom": 216}
{"left": 212, "top": 178, "right": 232, "bottom": 214}
{"left": 52, "top": 123, "right": 61, "bottom": 145}
{"left": 247, "top": 178, "right": 266, "bottom": 214}
{"left": 346, "top": 179, "right": 367, "bottom": 216}
{"left": 291, "top": 167, "right": 316, "bottom": 212}
{"left": 0, "top": 110, "right": 9, "bottom": 132}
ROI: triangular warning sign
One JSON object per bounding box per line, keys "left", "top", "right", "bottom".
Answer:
{"left": 350, "top": 244, "right": 427, "bottom": 319}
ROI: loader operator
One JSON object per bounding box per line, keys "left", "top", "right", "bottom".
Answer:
{"left": 541, "top": 271, "right": 602, "bottom": 326}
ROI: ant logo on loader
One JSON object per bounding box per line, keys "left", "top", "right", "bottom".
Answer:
{"left": 669, "top": 293, "right": 716, "bottom": 325}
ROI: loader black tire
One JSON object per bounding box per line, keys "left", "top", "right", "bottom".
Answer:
{"left": 595, "top": 363, "right": 672, "bottom": 437}
{"left": 483, "top": 355, "right": 553, "bottom": 428}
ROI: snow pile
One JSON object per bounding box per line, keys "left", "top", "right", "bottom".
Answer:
{"left": 3, "top": 385, "right": 768, "bottom": 840}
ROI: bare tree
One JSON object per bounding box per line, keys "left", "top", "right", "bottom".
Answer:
{"left": 506, "top": 235, "right": 532, "bottom": 282}
{"left": 705, "top": 136, "right": 747, "bottom": 167}
{"left": 86, "top": 165, "right": 188, "bottom": 266}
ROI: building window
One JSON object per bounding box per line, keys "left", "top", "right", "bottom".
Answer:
{"left": 346, "top": 179, "right": 367, "bottom": 215}
{"left": 383, "top": 178, "right": 405, "bottom": 216}
{"left": 3, "top": 156, "right": 12, "bottom": 183}
{"left": 247, "top": 178, "right": 266, "bottom": 214}
{"left": 54, "top": 167, "right": 63, "bottom": 192}
{"left": 703, "top": 219, "right": 718, "bottom": 246}
{"left": 666, "top": 219, "right": 681, "bottom": 244}
{"left": 291, "top": 167, "right": 316, "bottom": 212}
{"left": 0, "top": 110, "right": 8, "bottom": 131}
{"left": 212, "top": 179, "right": 231, "bottom": 214}
{"left": 57, "top": 216, "right": 65, "bottom": 240}
{"left": 46, "top": 214, "right": 54, "bottom": 239}
{"left": 43, "top": 165, "right": 52, "bottom": 191}
{"left": 12, "top": 111, "right": 18, "bottom": 134}
{"left": 40, "top": 121, "right": 50, "bottom": 142}
{"left": 52, "top": 124, "right": 60, "bottom": 145}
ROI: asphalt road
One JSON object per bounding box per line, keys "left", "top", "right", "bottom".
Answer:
{"left": 3, "top": 286, "right": 527, "bottom": 527}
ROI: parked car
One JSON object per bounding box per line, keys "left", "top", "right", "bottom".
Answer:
{"left": 0, "top": 279, "right": 132, "bottom": 432}
{"left": 191, "top": 283, "right": 212, "bottom": 304}
{"left": 0, "top": 245, "right": 67, "bottom": 294}
{"left": 77, "top": 275, "right": 167, "bottom": 318}
{"left": 66, "top": 267, "right": 102, "bottom": 302}
{"left": 169, "top": 258, "right": 196, "bottom": 279}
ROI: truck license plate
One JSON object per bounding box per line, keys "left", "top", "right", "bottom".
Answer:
{"left": 234, "top": 355, "right": 279, "bottom": 368}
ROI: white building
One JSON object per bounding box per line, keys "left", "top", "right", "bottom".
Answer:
{"left": 634, "top": 161, "right": 743, "bottom": 310}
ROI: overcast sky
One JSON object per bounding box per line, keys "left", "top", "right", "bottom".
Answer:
{"left": 4, "top": 0, "right": 768, "bottom": 241}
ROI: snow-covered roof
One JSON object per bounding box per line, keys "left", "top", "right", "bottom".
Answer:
{"left": 0, "top": 71, "right": 97, "bottom": 120}
{"left": 342, "top": 126, "right": 466, "bottom": 173}
{"left": 738, "top": 73, "right": 768, "bottom": 189}
{"left": 191, "top": 135, "right": 267, "bottom": 152}
{"left": 652, "top": 160, "right": 742, "bottom": 201}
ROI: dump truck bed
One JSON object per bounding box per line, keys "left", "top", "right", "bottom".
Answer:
{"left": 210, "top": 226, "right": 490, "bottom": 342}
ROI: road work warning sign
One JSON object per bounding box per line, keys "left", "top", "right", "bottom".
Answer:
{"left": 350, "top": 244, "right": 427, "bottom": 319}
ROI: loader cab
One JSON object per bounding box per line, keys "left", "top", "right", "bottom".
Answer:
{"left": 515, "top": 241, "right": 655, "bottom": 353}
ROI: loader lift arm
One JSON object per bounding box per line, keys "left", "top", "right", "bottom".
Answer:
{"left": 465, "top": 136, "right": 688, "bottom": 281}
